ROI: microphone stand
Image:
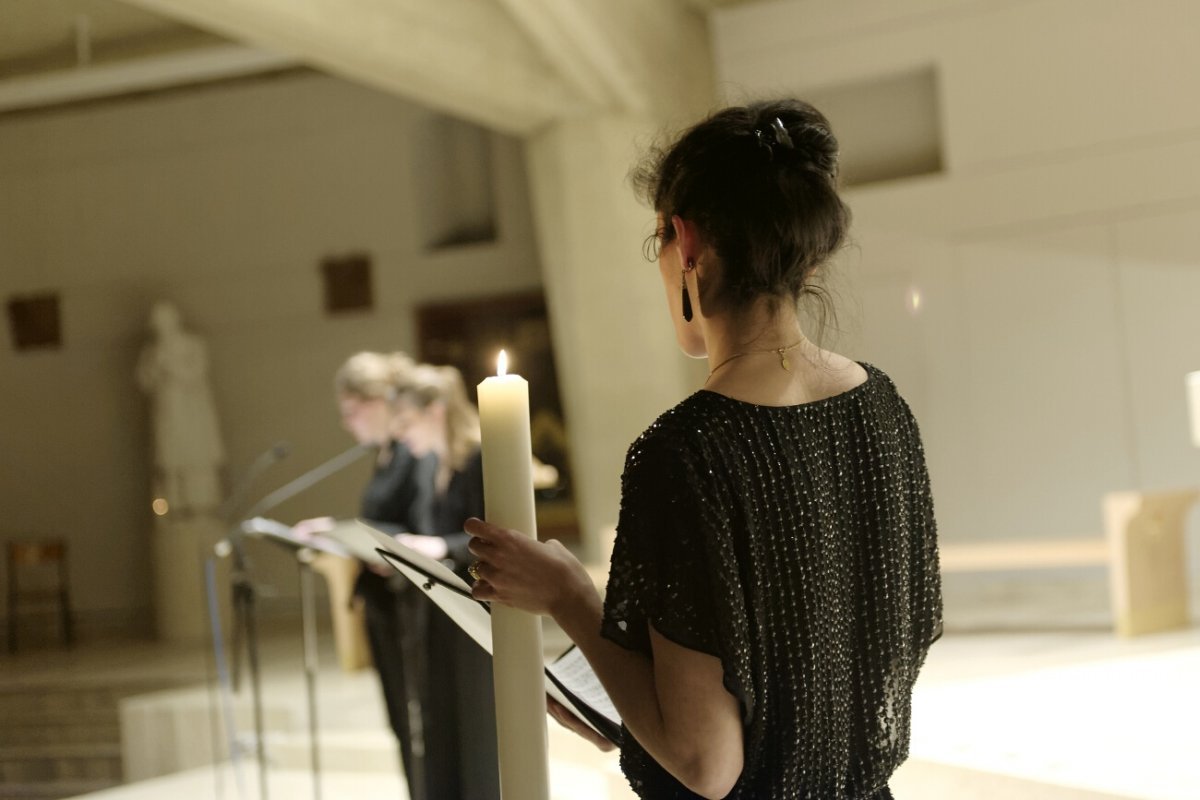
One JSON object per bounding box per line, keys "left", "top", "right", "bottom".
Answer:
{"left": 220, "top": 441, "right": 291, "bottom": 523}
{"left": 224, "top": 533, "right": 268, "bottom": 800}
{"left": 297, "top": 547, "right": 321, "bottom": 800}
{"left": 221, "top": 443, "right": 372, "bottom": 800}
{"left": 201, "top": 441, "right": 289, "bottom": 800}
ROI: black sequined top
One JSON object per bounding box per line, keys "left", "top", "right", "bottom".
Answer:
{"left": 601, "top": 363, "right": 942, "bottom": 800}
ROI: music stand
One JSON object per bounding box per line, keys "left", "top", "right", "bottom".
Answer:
{"left": 212, "top": 444, "right": 369, "bottom": 800}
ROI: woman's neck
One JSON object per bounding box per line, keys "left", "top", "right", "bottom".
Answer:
{"left": 699, "top": 300, "right": 867, "bottom": 407}
{"left": 432, "top": 440, "right": 452, "bottom": 495}
{"left": 702, "top": 300, "right": 807, "bottom": 375}
{"left": 375, "top": 438, "right": 394, "bottom": 467}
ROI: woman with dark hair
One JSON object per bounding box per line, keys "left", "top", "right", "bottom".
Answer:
{"left": 464, "top": 100, "right": 943, "bottom": 800}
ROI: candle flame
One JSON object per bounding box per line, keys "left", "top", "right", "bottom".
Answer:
{"left": 497, "top": 349, "right": 508, "bottom": 377}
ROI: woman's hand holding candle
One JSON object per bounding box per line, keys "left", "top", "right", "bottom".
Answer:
{"left": 464, "top": 517, "right": 597, "bottom": 619}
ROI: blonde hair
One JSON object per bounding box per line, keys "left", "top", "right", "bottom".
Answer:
{"left": 333, "top": 351, "right": 415, "bottom": 402}
{"left": 399, "top": 364, "right": 481, "bottom": 472}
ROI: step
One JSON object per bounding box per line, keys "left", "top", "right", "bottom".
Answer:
{"left": 0, "top": 710, "right": 119, "bottom": 746}
{"left": 0, "top": 680, "right": 187, "bottom": 720}
{"left": 0, "top": 743, "right": 122, "bottom": 785}
{"left": 0, "top": 720, "right": 120, "bottom": 748}
{"left": 0, "top": 778, "right": 119, "bottom": 800}
{"left": 0, "top": 689, "right": 121, "bottom": 718}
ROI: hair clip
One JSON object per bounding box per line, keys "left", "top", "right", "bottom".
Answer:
{"left": 770, "top": 117, "right": 794, "bottom": 149}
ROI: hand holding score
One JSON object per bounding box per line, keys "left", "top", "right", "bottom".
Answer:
{"left": 547, "top": 696, "right": 616, "bottom": 752}
{"left": 464, "top": 517, "right": 596, "bottom": 618}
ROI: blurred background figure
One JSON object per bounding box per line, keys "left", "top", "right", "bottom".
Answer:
{"left": 296, "top": 350, "right": 435, "bottom": 797}
{"left": 391, "top": 363, "right": 501, "bottom": 800}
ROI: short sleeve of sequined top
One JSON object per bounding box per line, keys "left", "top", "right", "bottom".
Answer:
{"left": 600, "top": 427, "right": 726, "bottom": 660}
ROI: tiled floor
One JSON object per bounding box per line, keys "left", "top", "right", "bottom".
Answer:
{"left": 907, "top": 628, "right": 1200, "bottom": 800}
{"left": 3, "top": 617, "right": 1197, "bottom": 800}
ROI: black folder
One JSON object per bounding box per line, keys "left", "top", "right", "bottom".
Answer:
{"left": 356, "top": 522, "right": 622, "bottom": 745}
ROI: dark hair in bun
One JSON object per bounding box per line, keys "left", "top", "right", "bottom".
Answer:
{"left": 632, "top": 99, "right": 850, "bottom": 316}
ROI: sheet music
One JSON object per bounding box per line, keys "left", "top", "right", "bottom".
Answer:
{"left": 240, "top": 517, "right": 350, "bottom": 559}
{"left": 355, "top": 521, "right": 471, "bottom": 592}
{"left": 547, "top": 646, "right": 621, "bottom": 731}
{"left": 356, "top": 520, "right": 622, "bottom": 741}
{"left": 319, "top": 520, "right": 397, "bottom": 567}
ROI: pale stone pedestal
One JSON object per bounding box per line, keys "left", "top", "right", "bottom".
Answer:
{"left": 153, "top": 515, "right": 231, "bottom": 644}
{"left": 1104, "top": 488, "right": 1199, "bottom": 637}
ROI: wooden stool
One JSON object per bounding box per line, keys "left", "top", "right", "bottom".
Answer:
{"left": 310, "top": 552, "right": 371, "bottom": 671}
{"left": 6, "top": 539, "right": 73, "bottom": 653}
{"left": 1104, "top": 488, "right": 1199, "bottom": 637}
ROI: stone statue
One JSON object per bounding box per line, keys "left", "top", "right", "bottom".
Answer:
{"left": 136, "top": 302, "right": 226, "bottom": 514}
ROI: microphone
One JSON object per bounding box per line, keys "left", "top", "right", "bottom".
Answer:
{"left": 220, "top": 440, "right": 291, "bottom": 522}
{"left": 241, "top": 442, "right": 372, "bottom": 522}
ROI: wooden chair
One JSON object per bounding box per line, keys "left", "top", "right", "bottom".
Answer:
{"left": 6, "top": 539, "right": 73, "bottom": 653}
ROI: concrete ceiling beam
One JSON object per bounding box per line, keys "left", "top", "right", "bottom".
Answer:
{"left": 121, "top": 0, "right": 588, "bottom": 134}
{"left": 496, "top": 0, "right": 711, "bottom": 117}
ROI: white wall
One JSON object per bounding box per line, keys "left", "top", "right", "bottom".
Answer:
{"left": 0, "top": 71, "right": 543, "bottom": 633}
{"left": 715, "top": 0, "right": 1200, "bottom": 618}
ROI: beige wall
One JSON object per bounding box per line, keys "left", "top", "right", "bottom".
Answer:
{"left": 715, "top": 0, "right": 1200, "bottom": 617}
{"left": 0, "top": 71, "right": 543, "bottom": 631}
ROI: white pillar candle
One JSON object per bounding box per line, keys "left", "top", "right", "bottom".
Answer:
{"left": 477, "top": 350, "right": 550, "bottom": 800}
{"left": 1186, "top": 370, "right": 1200, "bottom": 449}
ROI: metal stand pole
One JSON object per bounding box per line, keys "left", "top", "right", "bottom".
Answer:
{"left": 230, "top": 548, "right": 269, "bottom": 800}
{"left": 203, "top": 554, "right": 234, "bottom": 799}
{"left": 297, "top": 549, "right": 322, "bottom": 800}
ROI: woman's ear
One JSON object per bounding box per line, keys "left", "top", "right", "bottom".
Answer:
{"left": 670, "top": 215, "right": 702, "bottom": 269}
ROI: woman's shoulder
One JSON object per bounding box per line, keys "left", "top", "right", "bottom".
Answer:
{"left": 624, "top": 363, "right": 906, "bottom": 450}
{"left": 623, "top": 393, "right": 724, "bottom": 473}
{"left": 633, "top": 393, "right": 709, "bottom": 442}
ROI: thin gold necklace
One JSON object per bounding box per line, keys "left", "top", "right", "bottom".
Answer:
{"left": 707, "top": 339, "right": 805, "bottom": 380}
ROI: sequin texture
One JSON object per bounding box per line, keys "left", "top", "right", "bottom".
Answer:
{"left": 601, "top": 363, "right": 943, "bottom": 799}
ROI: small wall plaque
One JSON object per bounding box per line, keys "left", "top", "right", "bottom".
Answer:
{"left": 7, "top": 293, "right": 62, "bottom": 350}
{"left": 321, "top": 253, "right": 373, "bottom": 314}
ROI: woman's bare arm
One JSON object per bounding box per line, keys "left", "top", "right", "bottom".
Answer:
{"left": 465, "top": 518, "right": 743, "bottom": 799}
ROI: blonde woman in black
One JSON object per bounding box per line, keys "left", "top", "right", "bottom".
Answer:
{"left": 300, "top": 351, "right": 434, "bottom": 797}
{"left": 391, "top": 364, "right": 500, "bottom": 800}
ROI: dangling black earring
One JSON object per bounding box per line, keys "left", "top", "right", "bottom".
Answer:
{"left": 681, "top": 261, "right": 694, "bottom": 322}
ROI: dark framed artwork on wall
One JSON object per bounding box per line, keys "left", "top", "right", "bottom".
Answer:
{"left": 7, "top": 293, "right": 62, "bottom": 350}
{"left": 417, "top": 291, "right": 578, "bottom": 544}
{"left": 321, "top": 253, "right": 373, "bottom": 314}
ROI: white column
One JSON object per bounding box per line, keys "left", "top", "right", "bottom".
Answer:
{"left": 525, "top": 111, "right": 709, "bottom": 559}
